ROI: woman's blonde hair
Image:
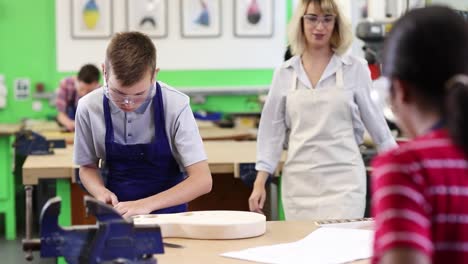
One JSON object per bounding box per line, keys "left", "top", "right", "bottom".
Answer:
{"left": 288, "top": 0, "right": 353, "bottom": 56}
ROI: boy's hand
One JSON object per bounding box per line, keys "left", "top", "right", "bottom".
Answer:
{"left": 114, "top": 199, "right": 153, "bottom": 218}
{"left": 95, "top": 188, "right": 119, "bottom": 206}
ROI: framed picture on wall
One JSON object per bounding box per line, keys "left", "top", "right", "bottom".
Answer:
{"left": 71, "top": 0, "right": 113, "bottom": 39}
{"left": 126, "top": 0, "right": 168, "bottom": 38}
{"left": 234, "top": 0, "right": 274, "bottom": 38}
{"left": 180, "top": 0, "right": 222, "bottom": 38}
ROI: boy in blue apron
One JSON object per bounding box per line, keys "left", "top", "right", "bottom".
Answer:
{"left": 73, "top": 32, "right": 212, "bottom": 218}
{"left": 55, "top": 64, "right": 100, "bottom": 131}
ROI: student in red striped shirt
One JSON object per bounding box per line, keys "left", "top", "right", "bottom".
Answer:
{"left": 55, "top": 64, "right": 100, "bottom": 131}
{"left": 371, "top": 6, "right": 468, "bottom": 264}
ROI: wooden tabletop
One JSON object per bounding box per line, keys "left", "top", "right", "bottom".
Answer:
{"left": 41, "top": 131, "right": 75, "bottom": 144}
{"left": 22, "top": 141, "right": 287, "bottom": 185}
{"left": 200, "top": 127, "right": 256, "bottom": 141}
{"left": 205, "top": 141, "right": 286, "bottom": 176}
{"left": 22, "top": 146, "right": 76, "bottom": 185}
{"left": 40, "top": 127, "right": 257, "bottom": 144}
{"left": 158, "top": 221, "right": 369, "bottom": 264}
{"left": 23, "top": 120, "right": 63, "bottom": 132}
{"left": 0, "top": 124, "right": 21, "bottom": 136}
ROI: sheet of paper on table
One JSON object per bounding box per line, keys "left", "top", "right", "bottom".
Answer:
{"left": 221, "top": 227, "right": 374, "bottom": 264}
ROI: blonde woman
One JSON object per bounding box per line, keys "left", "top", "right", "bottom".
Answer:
{"left": 249, "top": 0, "right": 396, "bottom": 220}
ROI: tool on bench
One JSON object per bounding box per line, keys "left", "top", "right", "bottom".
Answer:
{"left": 14, "top": 130, "right": 65, "bottom": 155}
{"left": 22, "top": 190, "right": 165, "bottom": 264}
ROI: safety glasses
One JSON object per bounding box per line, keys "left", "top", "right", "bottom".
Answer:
{"left": 104, "top": 85, "right": 150, "bottom": 106}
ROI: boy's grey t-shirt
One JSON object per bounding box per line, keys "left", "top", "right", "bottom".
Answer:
{"left": 73, "top": 81, "right": 207, "bottom": 171}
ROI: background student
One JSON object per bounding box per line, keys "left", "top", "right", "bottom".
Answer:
{"left": 55, "top": 64, "right": 100, "bottom": 131}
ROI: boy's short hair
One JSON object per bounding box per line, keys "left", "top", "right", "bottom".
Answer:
{"left": 77, "top": 64, "right": 100, "bottom": 84}
{"left": 105, "top": 32, "right": 156, "bottom": 86}
{"left": 288, "top": 0, "right": 352, "bottom": 56}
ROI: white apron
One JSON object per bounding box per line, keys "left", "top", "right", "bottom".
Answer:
{"left": 282, "top": 66, "right": 366, "bottom": 221}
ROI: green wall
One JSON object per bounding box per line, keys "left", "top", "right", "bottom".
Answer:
{"left": 0, "top": 0, "right": 293, "bottom": 123}
{"left": 0, "top": 0, "right": 59, "bottom": 122}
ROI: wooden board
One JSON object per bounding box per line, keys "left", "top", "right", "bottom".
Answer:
{"left": 200, "top": 127, "right": 256, "bottom": 141}
{"left": 133, "top": 210, "right": 266, "bottom": 240}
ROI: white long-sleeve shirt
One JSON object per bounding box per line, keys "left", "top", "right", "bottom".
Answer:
{"left": 256, "top": 54, "right": 396, "bottom": 174}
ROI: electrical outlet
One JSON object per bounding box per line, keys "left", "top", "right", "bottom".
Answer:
{"left": 32, "top": 101, "right": 43, "bottom": 112}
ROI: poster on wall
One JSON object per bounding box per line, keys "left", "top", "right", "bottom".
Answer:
{"left": 126, "top": 0, "right": 168, "bottom": 38}
{"left": 234, "top": 0, "right": 274, "bottom": 38}
{"left": 57, "top": 0, "right": 286, "bottom": 71}
{"left": 71, "top": 0, "right": 112, "bottom": 39}
{"left": 181, "top": 0, "right": 222, "bottom": 38}
{"left": 14, "top": 79, "right": 30, "bottom": 101}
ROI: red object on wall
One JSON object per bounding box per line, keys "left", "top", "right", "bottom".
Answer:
{"left": 368, "top": 64, "right": 381, "bottom": 80}
{"left": 35, "top": 83, "right": 45, "bottom": 93}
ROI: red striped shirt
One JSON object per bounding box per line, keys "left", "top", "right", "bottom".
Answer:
{"left": 55, "top": 77, "right": 78, "bottom": 113}
{"left": 372, "top": 129, "right": 468, "bottom": 264}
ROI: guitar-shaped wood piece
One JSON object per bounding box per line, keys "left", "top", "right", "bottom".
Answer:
{"left": 133, "top": 210, "right": 266, "bottom": 240}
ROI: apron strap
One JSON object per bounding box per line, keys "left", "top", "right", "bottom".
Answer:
{"left": 154, "top": 82, "right": 166, "bottom": 142}
{"left": 336, "top": 66, "right": 344, "bottom": 89}
{"left": 103, "top": 94, "right": 115, "bottom": 142}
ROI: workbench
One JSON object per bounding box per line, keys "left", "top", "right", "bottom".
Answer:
{"left": 158, "top": 221, "right": 369, "bottom": 264}
{"left": 22, "top": 147, "right": 75, "bottom": 227}
{"left": 40, "top": 126, "right": 257, "bottom": 144}
{"left": 22, "top": 141, "right": 287, "bottom": 226}
{"left": 22, "top": 141, "right": 284, "bottom": 182}
{"left": 0, "top": 123, "right": 21, "bottom": 240}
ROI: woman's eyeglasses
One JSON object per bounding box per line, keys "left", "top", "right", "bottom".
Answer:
{"left": 302, "top": 14, "right": 336, "bottom": 27}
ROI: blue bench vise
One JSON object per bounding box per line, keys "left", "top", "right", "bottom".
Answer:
{"left": 14, "top": 130, "right": 66, "bottom": 156}
{"left": 22, "top": 194, "right": 164, "bottom": 264}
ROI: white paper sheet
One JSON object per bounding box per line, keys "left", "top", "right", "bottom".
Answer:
{"left": 221, "top": 227, "right": 374, "bottom": 264}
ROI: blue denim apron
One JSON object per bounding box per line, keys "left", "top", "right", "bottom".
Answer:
{"left": 103, "top": 83, "right": 187, "bottom": 214}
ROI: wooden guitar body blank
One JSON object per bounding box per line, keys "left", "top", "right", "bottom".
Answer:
{"left": 133, "top": 210, "right": 266, "bottom": 240}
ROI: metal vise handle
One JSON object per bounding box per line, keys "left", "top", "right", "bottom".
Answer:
{"left": 22, "top": 185, "right": 40, "bottom": 261}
